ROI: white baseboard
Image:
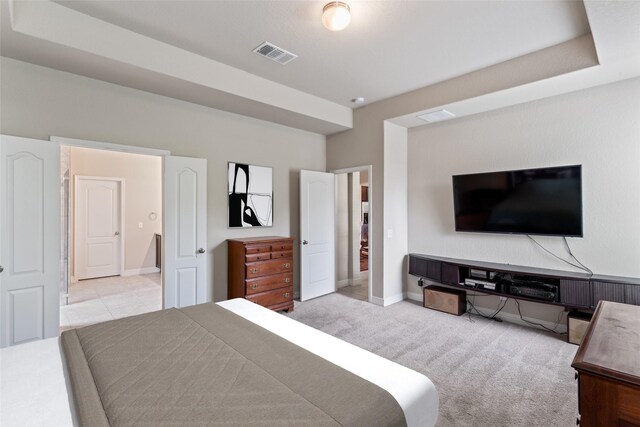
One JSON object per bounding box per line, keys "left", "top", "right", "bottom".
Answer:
{"left": 337, "top": 279, "right": 351, "bottom": 288}
{"left": 406, "top": 291, "right": 423, "bottom": 302}
{"left": 123, "top": 267, "right": 160, "bottom": 277}
{"left": 468, "top": 304, "right": 568, "bottom": 333}
{"left": 383, "top": 293, "right": 404, "bottom": 307}
{"left": 370, "top": 296, "right": 384, "bottom": 306}
{"left": 409, "top": 290, "right": 566, "bottom": 332}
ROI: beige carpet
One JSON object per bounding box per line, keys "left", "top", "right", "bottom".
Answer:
{"left": 286, "top": 293, "right": 579, "bottom": 427}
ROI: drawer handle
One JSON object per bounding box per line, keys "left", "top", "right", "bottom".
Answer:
{"left": 250, "top": 268, "right": 258, "bottom": 274}
{"left": 284, "top": 263, "right": 290, "bottom": 269}
{"left": 256, "top": 248, "right": 261, "bottom": 252}
{"left": 251, "top": 284, "right": 258, "bottom": 290}
{"left": 284, "top": 292, "right": 290, "bottom": 298}
{"left": 284, "top": 277, "right": 290, "bottom": 283}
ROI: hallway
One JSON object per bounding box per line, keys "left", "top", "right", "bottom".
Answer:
{"left": 336, "top": 276, "right": 368, "bottom": 301}
{"left": 61, "top": 273, "right": 161, "bottom": 331}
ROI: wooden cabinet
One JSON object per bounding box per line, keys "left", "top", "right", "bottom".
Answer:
{"left": 572, "top": 301, "right": 640, "bottom": 426}
{"left": 228, "top": 236, "right": 294, "bottom": 312}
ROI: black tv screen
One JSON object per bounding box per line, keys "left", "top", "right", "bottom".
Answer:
{"left": 452, "top": 165, "right": 583, "bottom": 237}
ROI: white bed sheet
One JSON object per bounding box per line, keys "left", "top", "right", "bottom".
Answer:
{"left": 0, "top": 337, "right": 75, "bottom": 427}
{"left": 0, "top": 300, "right": 439, "bottom": 427}
{"left": 218, "top": 298, "right": 439, "bottom": 427}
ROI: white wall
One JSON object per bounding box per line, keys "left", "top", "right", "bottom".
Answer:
{"left": 383, "top": 122, "right": 408, "bottom": 304}
{"left": 336, "top": 172, "right": 362, "bottom": 287}
{"left": 0, "top": 57, "right": 326, "bottom": 301}
{"left": 349, "top": 172, "right": 361, "bottom": 281}
{"left": 408, "top": 77, "right": 640, "bottom": 321}
{"left": 69, "top": 147, "right": 162, "bottom": 276}
{"left": 336, "top": 173, "right": 349, "bottom": 285}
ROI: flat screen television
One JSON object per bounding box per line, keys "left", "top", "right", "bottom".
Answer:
{"left": 452, "top": 165, "right": 583, "bottom": 237}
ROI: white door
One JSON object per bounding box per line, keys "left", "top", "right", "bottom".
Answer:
{"left": 163, "top": 156, "right": 207, "bottom": 308}
{"left": 300, "top": 170, "right": 335, "bottom": 301}
{"left": 0, "top": 135, "right": 59, "bottom": 348}
{"left": 75, "top": 178, "right": 122, "bottom": 280}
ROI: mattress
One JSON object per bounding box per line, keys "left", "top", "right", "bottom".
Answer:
{"left": 2, "top": 299, "right": 438, "bottom": 427}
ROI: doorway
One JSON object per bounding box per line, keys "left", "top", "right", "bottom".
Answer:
{"left": 334, "top": 166, "right": 371, "bottom": 302}
{"left": 60, "top": 145, "right": 163, "bottom": 331}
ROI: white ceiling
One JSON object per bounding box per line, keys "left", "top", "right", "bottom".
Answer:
{"left": 50, "top": 0, "right": 590, "bottom": 107}
{"left": 1, "top": 1, "right": 638, "bottom": 135}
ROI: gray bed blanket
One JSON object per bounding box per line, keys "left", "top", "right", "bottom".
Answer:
{"left": 61, "top": 303, "right": 406, "bottom": 426}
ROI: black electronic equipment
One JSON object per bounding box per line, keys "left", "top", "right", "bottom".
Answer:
{"left": 506, "top": 278, "right": 560, "bottom": 302}
{"left": 452, "top": 165, "right": 583, "bottom": 237}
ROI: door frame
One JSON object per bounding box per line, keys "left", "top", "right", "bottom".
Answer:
{"left": 73, "top": 176, "right": 125, "bottom": 281}
{"left": 53, "top": 137, "right": 170, "bottom": 305}
{"left": 51, "top": 136, "right": 170, "bottom": 157}
{"left": 330, "top": 165, "right": 373, "bottom": 304}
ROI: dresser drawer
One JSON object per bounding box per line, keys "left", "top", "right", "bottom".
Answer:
{"left": 271, "top": 241, "right": 293, "bottom": 252}
{"left": 247, "top": 286, "right": 293, "bottom": 307}
{"left": 228, "top": 237, "right": 294, "bottom": 312}
{"left": 246, "top": 273, "right": 293, "bottom": 295}
{"left": 271, "top": 250, "right": 292, "bottom": 259}
{"left": 245, "top": 253, "right": 271, "bottom": 263}
{"left": 245, "top": 244, "right": 271, "bottom": 255}
{"left": 246, "top": 258, "right": 292, "bottom": 279}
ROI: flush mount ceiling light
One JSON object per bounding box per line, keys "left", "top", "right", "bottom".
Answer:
{"left": 322, "top": 1, "right": 351, "bottom": 31}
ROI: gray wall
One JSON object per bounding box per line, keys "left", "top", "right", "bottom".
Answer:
{"left": 0, "top": 57, "right": 326, "bottom": 301}
{"left": 408, "top": 77, "right": 640, "bottom": 322}
{"left": 327, "top": 36, "right": 597, "bottom": 305}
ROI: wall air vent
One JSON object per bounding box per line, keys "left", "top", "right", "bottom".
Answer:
{"left": 253, "top": 42, "right": 298, "bottom": 65}
{"left": 417, "top": 109, "right": 456, "bottom": 123}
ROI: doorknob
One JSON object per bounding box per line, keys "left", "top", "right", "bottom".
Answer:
{"left": 0, "top": 265, "right": 4, "bottom": 273}
{"left": 302, "top": 240, "right": 308, "bottom": 245}
{"left": 114, "top": 231, "right": 120, "bottom": 236}
{"left": 197, "top": 248, "right": 206, "bottom": 254}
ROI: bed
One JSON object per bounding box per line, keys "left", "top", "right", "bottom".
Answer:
{"left": 1, "top": 299, "right": 438, "bottom": 426}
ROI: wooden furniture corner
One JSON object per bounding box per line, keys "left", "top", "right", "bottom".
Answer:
{"left": 571, "top": 301, "right": 640, "bottom": 426}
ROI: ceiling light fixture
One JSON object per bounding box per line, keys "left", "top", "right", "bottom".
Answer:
{"left": 322, "top": 1, "right": 351, "bottom": 31}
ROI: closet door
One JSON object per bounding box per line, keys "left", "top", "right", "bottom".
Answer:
{"left": 163, "top": 155, "right": 207, "bottom": 308}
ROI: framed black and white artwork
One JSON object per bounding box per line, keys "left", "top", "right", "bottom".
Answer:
{"left": 228, "top": 162, "right": 273, "bottom": 227}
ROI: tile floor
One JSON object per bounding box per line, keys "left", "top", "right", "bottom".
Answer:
{"left": 60, "top": 273, "right": 162, "bottom": 332}
{"left": 336, "top": 276, "right": 369, "bottom": 301}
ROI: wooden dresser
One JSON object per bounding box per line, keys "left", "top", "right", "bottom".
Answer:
{"left": 572, "top": 301, "right": 640, "bottom": 426}
{"left": 228, "top": 236, "right": 294, "bottom": 312}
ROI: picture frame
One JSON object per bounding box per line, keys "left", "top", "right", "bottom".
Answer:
{"left": 228, "top": 162, "right": 273, "bottom": 227}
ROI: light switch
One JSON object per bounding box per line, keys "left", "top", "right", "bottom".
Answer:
{"left": 387, "top": 229, "right": 393, "bottom": 238}
{"left": 138, "top": 222, "right": 143, "bottom": 229}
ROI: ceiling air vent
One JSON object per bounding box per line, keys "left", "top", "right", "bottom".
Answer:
{"left": 417, "top": 109, "right": 456, "bottom": 123}
{"left": 253, "top": 42, "right": 298, "bottom": 65}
